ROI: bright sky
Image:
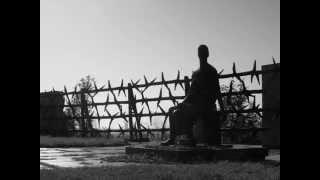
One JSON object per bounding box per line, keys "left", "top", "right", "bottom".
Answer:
{"left": 40, "top": 0, "right": 280, "bottom": 92}
{"left": 41, "top": 0, "right": 280, "bottom": 129}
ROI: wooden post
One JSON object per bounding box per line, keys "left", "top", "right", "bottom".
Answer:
{"left": 127, "top": 84, "right": 135, "bottom": 140}
{"left": 131, "top": 89, "right": 142, "bottom": 140}
{"left": 83, "top": 91, "right": 92, "bottom": 136}
{"left": 80, "top": 91, "right": 87, "bottom": 137}
{"left": 127, "top": 84, "right": 143, "bottom": 140}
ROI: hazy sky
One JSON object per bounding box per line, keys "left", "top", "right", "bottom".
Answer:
{"left": 40, "top": 0, "right": 280, "bottom": 92}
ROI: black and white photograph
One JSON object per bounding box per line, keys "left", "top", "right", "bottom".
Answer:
{"left": 40, "top": 0, "right": 280, "bottom": 179}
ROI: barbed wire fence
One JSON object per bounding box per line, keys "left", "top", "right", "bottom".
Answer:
{"left": 40, "top": 59, "right": 280, "bottom": 142}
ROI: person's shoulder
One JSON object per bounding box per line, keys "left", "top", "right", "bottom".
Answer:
{"left": 192, "top": 68, "right": 200, "bottom": 78}
{"left": 206, "top": 63, "right": 218, "bottom": 74}
{"left": 192, "top": 68, "right": 201, "bottom": 74}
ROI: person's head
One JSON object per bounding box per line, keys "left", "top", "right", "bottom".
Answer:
{"left": 198, "top": 44, "right": 209, "bottom": 62}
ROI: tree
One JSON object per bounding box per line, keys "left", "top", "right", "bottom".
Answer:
{"left": 65, "top": 75, "right": 97, "bottom": 136}
{"left": 219, "top": 80, "right": 262, "bottom": 144}
{"left": 220, "top": 81, "right": 260, "bottom": 128}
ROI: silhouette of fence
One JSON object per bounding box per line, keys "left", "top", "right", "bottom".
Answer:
{"left": 40, "top": 59, "right": 280, "bottom": 141}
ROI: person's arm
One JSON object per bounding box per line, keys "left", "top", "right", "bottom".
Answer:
{"left": 182, "top": 73, "right": 196, "bottom": 104}
{"left": 182, "top": 88, "right": 194, "bottom": 105}
{"left": 217, "top": 89, "right": 224, "bottom": 112}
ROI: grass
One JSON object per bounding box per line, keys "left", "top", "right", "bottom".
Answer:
{"left": 40, "top": 136, "right": 129, "bottom": 148}
{"left": 40, "top": 161, "right": 280, "bottom": 180}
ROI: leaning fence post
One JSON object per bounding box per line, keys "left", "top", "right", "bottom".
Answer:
{"left": 127, "top": 84, "right": 135, "bottom": 140}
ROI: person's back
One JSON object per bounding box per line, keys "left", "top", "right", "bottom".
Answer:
{"left": 188, "top": 63, "right": 219, "bottom": 108}
{"left": 161, "top": 44, "right": 224, "bottom": 146}
{"left": 183, "top": 53, "right": 220, "bottom": 111}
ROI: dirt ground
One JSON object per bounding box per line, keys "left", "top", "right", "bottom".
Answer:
{"left": 40, "top": 144, "right": 280, "bottom": 169}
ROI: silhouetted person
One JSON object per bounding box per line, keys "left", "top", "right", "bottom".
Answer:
{"left": 161, "top": 45, "right": 224, "bottom": 146}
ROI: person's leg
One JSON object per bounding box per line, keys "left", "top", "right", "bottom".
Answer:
{"left": 204, "top": 109, "right": 221, "bottom": 145}
{"left": 174, "top": 103, "right": 198, "bottom": 145}
{"left": 161, "top": 107, "right": 178, "bottom": 145}
{"left": 169, "top": 107, "right": 177, "bottom": 139}
{"left": 161, "top": 103, "right": 198, "bottom": 146}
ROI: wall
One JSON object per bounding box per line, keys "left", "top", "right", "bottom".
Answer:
{"left": 261, "top": 63, "right": 280, "bottom": 148}
{"left": 40, "top": 92, "right": 67, "bottom": 136}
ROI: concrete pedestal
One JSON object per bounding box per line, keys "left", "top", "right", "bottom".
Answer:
{"left": 126, "top": 144, "right": 268, "bottom": 162}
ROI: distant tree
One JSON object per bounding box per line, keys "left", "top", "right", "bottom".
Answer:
{"left": 219, "top": 81, "right": 262, "bottom": 144}
{"left": 220, "top": 81, "right": 261, "bottom": 129}
{"left": 65, "top": 75, "right": 97, "bottom": 136}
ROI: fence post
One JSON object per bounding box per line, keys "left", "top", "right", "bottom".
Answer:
{"left": 84, "top": 90, "right": 93, "bottom": 136}
{"left": 80, "top": 90, "right": 87, "bottom": 137}
{"left": 127, "top": 84, "right": 135, "bottom": 140}
{"left": 128, "top": 83, "right": 143, "bottom": 140}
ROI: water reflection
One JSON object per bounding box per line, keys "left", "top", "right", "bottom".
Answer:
{"left": 40, "top": 147, "right": 134, "bottom": 169}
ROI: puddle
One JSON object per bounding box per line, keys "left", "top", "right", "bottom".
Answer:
{"left": 40, "top": 146, "right": 133, "bottom": 169}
